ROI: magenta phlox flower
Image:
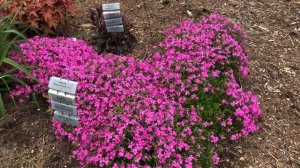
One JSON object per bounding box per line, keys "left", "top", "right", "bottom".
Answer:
{"left": 10, "top": 13, "right": 261, "bottom": 167}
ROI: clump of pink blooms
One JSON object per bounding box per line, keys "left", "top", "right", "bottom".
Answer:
{"left": 11, "top": 14, "right": 261, "bottom": 167}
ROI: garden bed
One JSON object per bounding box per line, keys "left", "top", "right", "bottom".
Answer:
{"left": 1, "top": 0, "right": 300, "bottom": 167}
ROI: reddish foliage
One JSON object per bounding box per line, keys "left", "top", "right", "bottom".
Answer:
{"left": 1, "top": 0, "right": 76, "bottom": 32}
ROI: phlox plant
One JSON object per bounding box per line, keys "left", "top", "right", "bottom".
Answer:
{"left": 10, "top": 14, "right": 261, "bottom": 167}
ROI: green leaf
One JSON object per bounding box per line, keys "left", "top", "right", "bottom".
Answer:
{"left": 0, "top": 74, "right": 12, "bottom": 79}
{"left": 0, "top": 15, "right": 9, "bottom": 22}
{"left": 3, "top": 29, "right": 27, "bottom": 40}
{"left": 9, "top": 20, "right": 23, "bottom": 25}
{"left": 0, "top": 93, "right": 5, "bottom": 117}
{"left": 7, "top": 76, "right": 27, "bottom": 86}
{"left": 1, "top": 78, "right": 16, "bottom": 105}
{"left": 32, "top": 93, "right": 40, "bottom": 109}
{"left": 1, "top": 68, "right": 17, "bottom": 76}
{"left": 0, "top": 30, "right": 10, "bottom": 44}
{"left": 0, "top": 1, "right": 11, "bottom": 9}
{"left": 0, "top": 41, "right": 16, "bottom": 62}
{"left": 3, "top": 58, "right": 38, "bottom": 82}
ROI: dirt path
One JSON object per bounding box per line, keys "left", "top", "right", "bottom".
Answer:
{"left": 1, "top": 0, "right": 299, "bottom": 167}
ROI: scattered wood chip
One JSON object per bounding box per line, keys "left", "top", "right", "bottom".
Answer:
{"left": 187, "top": 10, "right": 193, "bottom": 17}
{"left": 81, "top": 23, "right": 95, "bottom": 28}
{"left": 258, "top": 25, "right": 269, "bottom": 32}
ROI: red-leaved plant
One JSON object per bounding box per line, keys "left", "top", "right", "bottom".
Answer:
{"left": 0, "top": 0, "right": 76, "bottom": 32}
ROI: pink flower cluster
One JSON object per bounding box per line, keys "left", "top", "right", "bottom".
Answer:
{"left": 11, "top": 14, "right": 261, "bottom": 167}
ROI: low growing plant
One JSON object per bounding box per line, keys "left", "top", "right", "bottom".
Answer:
{"left": 11, "top": 14, "right": 261, "bottom": 167}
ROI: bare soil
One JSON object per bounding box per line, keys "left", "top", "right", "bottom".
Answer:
{"left": 1, "top": 0, "right": 299, "bottom": 167}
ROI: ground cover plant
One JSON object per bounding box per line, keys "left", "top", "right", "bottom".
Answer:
{"left": 10, "top": 14, "right": 261, "bottom": 167}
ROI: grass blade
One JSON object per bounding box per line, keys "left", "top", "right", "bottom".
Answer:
{"left": 3, "top": 29, "right": 27, "bottom": 40}
{"left": 3, "top": 58, "right": 38, "bottom": 82}
{"left": 1, "top": 78, "right": 16, "bottom": 105}
{"left": 7, "top": 76, "right": 27, "bottom": 86}
{"left": 0, "top": 1, "right": 11, "bottom": 9}
{"left": 0, "top": 74, "right": 12, "bottom": 79}
{"left": 0, "top": 93, "right": 5, "bottom": 117}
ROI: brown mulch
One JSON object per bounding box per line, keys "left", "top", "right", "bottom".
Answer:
{"left": 0, "top": 98, "right": 77, "bottom": 167}
{"left": 1, "top": 0, "right": 299, "bottom": 167}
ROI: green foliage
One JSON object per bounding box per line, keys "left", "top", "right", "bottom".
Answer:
{"left": 0, "top": 2, "right": 36, "bottom": 118}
